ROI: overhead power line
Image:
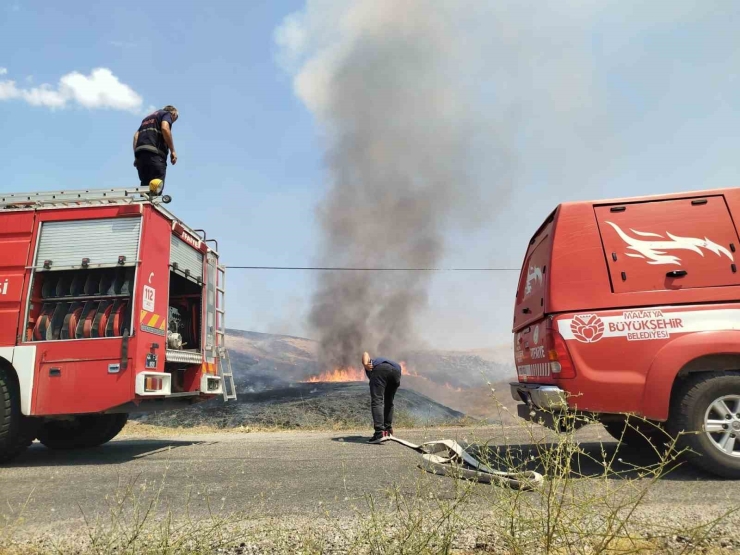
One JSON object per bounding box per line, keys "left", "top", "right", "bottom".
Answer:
{"left": 223, "top": 266, "right": 519, "bottom": 271}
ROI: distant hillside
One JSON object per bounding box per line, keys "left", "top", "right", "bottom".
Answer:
{"left": 218, "top": 328, "right": 518, "bottom": 424}
{"left": 224, "top": 328, "right": 516, "bottom": 391}
{"left": 226, "top": 329, "right": 320, "bottom": 389}
{"left": 134, "top": 329, "right": 521, "bottom": 430}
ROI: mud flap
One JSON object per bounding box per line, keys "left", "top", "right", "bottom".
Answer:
{"left": 120, "top": 330, "right": 129, "bottom": 370}
{"left": 517, "top": 404, "right": 590, "bottom": 432}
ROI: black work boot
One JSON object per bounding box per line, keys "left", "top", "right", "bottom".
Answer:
{"left": 368, "top": 432, "right": 385, "bottom": 444}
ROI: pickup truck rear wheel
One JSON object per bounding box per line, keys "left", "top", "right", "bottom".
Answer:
{"left": 668, "top": 372, "right": 740, "bottom": 478}
{"left": 37, "top": 413, "right": 128, "bottom": 450}
{"left": 601, "top": 416, "right": 670, "bottom": 450}
{"left": 0, "top": 367, "right": 37, "bottom": 463}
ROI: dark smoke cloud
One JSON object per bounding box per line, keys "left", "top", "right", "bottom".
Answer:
{"left": 275, "top": 0, "right": 513, "bottom": 368}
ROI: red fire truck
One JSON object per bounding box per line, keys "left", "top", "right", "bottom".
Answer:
{"left": 0, "top": 187, "right": 236, "bottom": 463}
{"left": 511, "top": 187, "right": 740, "bottom": 478}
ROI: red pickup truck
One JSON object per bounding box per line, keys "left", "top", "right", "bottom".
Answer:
{"left": 510, "top": 187, "right": 740, "bottom": 478}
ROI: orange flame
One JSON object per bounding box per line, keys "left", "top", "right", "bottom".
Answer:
{"left": 301, "top": 361, "right": 465, "bottom": 393}
{"left": 302, "top": 360, "right": 426, "bottom": 383}
{"left": 303, "top": 366, "right": 365, "bottom": 383}
{"left": 400, "top": 361, "right": 421, "bottom": 377}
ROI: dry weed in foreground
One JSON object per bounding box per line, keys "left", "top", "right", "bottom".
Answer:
{"left": 467, "top": 381, "right": 740, "bottom": 554}
{"left": 318, "top": 398, "right": 736, "bottom": 554}
{"left": 3, "top": 382, "right": 740, "bottom": 554}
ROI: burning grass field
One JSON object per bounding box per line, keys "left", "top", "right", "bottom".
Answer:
{"left": 131, "top": 329, "right": 518, "bottom": 433}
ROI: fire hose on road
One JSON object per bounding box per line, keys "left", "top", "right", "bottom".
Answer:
{"left": 386, "top": 436, "right": 544, "bottom": 491}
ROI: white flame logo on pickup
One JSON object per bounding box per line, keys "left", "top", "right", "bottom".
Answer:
{"left": 524, "top": 265, "right": 543, "bottom": 295}
{"left": 605, "top": 221, "right": 734, "bottom": 266}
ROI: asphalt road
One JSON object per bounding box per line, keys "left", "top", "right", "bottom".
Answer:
{"left": 0, "top": 425, "right": 732, "bottom": 536}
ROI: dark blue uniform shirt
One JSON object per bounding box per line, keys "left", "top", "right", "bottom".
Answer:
{"left": 135, "top": 110, "right": 174, "bottom": 158}
{"left": 371, "top": 357, "right": 402, "bottom": 372}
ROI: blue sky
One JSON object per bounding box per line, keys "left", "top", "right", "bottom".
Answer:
{"left": 1, "top": 1, "right": 739, "bottom": 350}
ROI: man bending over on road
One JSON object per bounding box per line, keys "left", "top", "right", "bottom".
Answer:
{"left": 133, "top": 105, "right": 179, "bottom": 196}
{"left": 362, "top": 352, "right": 402, "bottom": 444}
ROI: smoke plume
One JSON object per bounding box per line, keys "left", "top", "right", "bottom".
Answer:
{"left": 274, "top": 0, "right": 521, "bottom": 368}
{"left": 274, "top": 0, "right": 608, "bottom": 367}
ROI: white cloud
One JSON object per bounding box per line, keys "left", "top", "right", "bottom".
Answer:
{"left": 0, "top": 80, "right": 20, "bottom": 101}
{"left": 60, "top": 69, "right": 142, "bottom": 110}
{"left": 0, "top": 67, "right": 7, "bottom": 75}
{"left": 273, "top": 12, "right": 309, "bottom": 72}
{"left": 0, "top": 68, "right": 143, "bottom": 112}
{"left": 19, "top": 83, "right": 67, "bottom": 108}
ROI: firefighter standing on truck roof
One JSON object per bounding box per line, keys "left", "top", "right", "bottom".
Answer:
{"left": 133, "top": 105, "right": 178, "bottom": 196}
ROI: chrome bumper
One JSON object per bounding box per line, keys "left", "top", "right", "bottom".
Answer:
{"left": 510, "top": 382, "right": 568, "bottom": 410}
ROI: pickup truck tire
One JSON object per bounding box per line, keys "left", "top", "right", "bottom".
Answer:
{"left": 601, "top": 416, "right": 669, "bottom": 450}
{"left": 37, "top": 413, "right": 129, "bottom": 450}
{"left": 668, "top": 372, "right": 740, "bottom": 478}
{"left": 0, "top": 367, "right": 37, "bottom": 463}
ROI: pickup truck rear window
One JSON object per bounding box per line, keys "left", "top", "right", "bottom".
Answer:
{"left": 514, "top": 219, "right": 553, "bottom": 329}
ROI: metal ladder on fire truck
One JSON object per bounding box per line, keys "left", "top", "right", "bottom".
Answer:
{"left": 0, "top": 186, "right": 164, "bottom": 209}
{"left": 216, "top": 264, "right": 237, "bottom": 401}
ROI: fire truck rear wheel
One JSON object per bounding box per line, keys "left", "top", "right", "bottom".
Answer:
{"left": 0, "top": 367, "right": 38, "bottom": 463}
{"left": 668, "top": 371, "right": 740, "bottom": 479}
{"left": 37, "top": 413, "right": 129, "bottom": 450}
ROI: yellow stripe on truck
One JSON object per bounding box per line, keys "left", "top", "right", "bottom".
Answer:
{"left": 148, "top": 314, "right": 160, "bottom": 327}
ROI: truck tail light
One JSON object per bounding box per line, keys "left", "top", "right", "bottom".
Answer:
{"left": 136, "top": 372, "right": 171, "bottom": 396}
{"left": 144, "top": 376, "right": 164, "bottom": 392}
{"left": 200, "top": 374, "right": 223, "bottom": 395}
{"left": 548, "top": 328, "right": 576, "bottom": 379}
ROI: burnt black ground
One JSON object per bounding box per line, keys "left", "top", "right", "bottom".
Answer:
{"left": 132, "top": 382, "right": 468, "bottom": 429}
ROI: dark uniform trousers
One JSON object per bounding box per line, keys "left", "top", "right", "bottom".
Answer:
{"left": 368, "top": 362, "right": 401, "bottom": 433}
{"left": 135, "top": 150, "right": 167, "bottom": 189}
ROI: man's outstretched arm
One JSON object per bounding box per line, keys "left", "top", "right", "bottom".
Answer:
{"left": 161, "top": 121, "right": 177, "bottom": 165}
